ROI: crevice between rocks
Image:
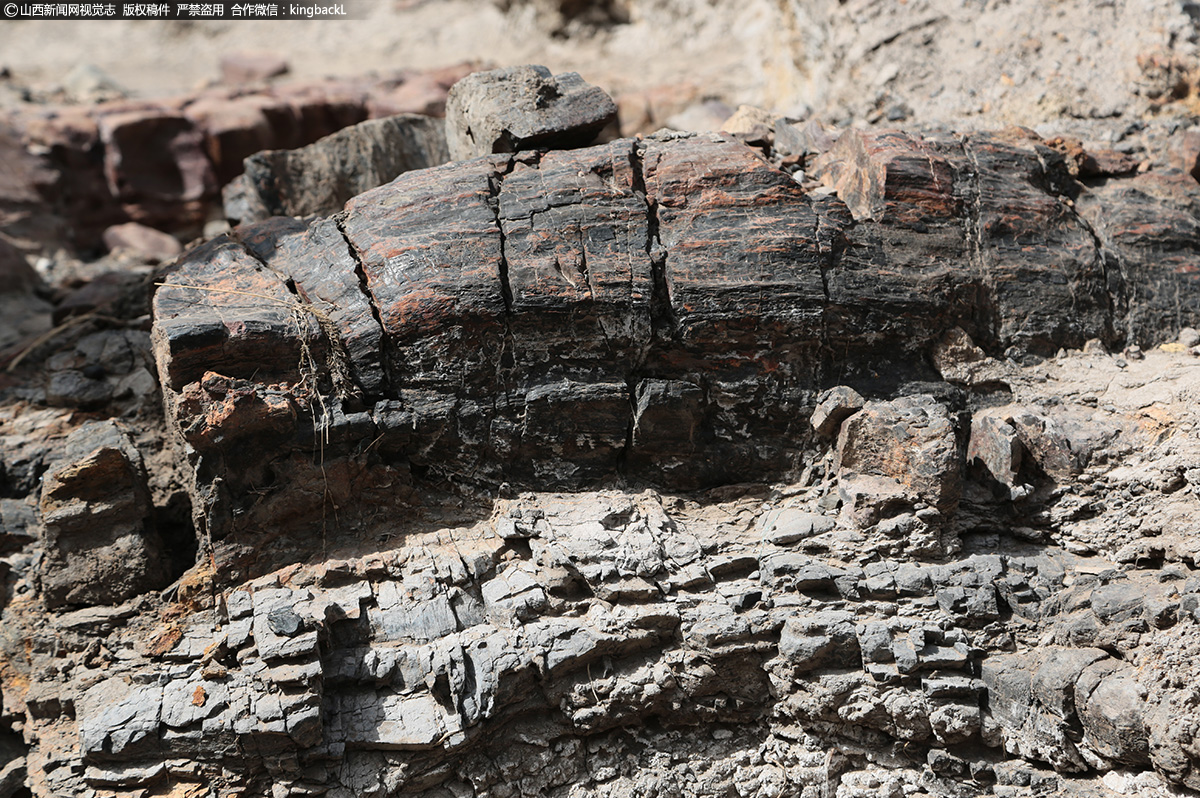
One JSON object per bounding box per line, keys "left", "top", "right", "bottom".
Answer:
{"left": 957, "top": 134, "right": 1001, "bottom": 352}
{"left": 629, "top": 142, "right": 676, "bottom": 340}
{"left": 333, "top": 211, "right": 394, "bottom": 399}
{"left": 487, "top": 154, "right": 518, "bottom": 316}
{"left": 1068, "top": 203, "right": 1126, "bottom": 349}
{"left": 486, "top": 155, "right": 519, "bottom": 399}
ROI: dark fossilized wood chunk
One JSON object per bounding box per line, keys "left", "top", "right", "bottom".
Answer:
{"left": 1075, "top": 171, "right": 1200, "bottom": 347}
{"left": 152, "top": 235, "right": 320, "bottom": 392}
{"left": 341, "top": 156, "right": 509, "bottom": 394}
{"left": 499, "top": 139, "right": 652, "bottom": 377}
{"left": 238, "top": 215, "right": 388, "bottom": 397}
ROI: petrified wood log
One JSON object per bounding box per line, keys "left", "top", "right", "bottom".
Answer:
{"left": 151, "top": 128, "right": 1200, "bottom": 548}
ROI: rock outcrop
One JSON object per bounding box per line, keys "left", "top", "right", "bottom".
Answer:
{"left": 2, "top": 63, "right": 476, "bottom": 249}
{"left": 5, "top": 69, "right": 1200, "bottom": 798}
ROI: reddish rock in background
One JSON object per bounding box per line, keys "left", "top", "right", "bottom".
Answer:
{"left": 0, "top": 63, "right": 477, "bottom": 249}
{"left": 102, "top": 221, "right": 183, "bottom": 261}
{"left": 218, "top": 51, "right": 290, "bottom": 85}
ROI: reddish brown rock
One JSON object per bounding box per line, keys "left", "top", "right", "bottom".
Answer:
{"left": 815, "top": 127, "right": 1110, "bottom": 355}
{"left": 342, "top": 154, "right": 507, "bottom": 392}
{"left": 219, "top": 51, "right": 290, "bottom": 85}
{"left": 96, "top": 109, "right": 217, "bottom": 234}
{"left": 2, "top": 67, "right": 470, "bottom": 248}
{"left": 102, "top": 221, "right": 183, "bottom": 261}
{"left": 184, "top": 95, "right": 294, "bottom": 185}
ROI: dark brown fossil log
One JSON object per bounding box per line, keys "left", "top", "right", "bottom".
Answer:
{"left": 151, "top": 129, "right": 1200, "bottom": 550}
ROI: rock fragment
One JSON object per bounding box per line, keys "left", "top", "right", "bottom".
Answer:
{"left": 836, "top": 395, "right": 960, "bottom": 524}
{"left": 38, "top": 420, "right": 165, "bottom": 608}
{"left": 102, "top": 221, "right": 182, "bottom": 261}
{"left": 223, "top": 113, "right": 450, "bottom": 224}
{"left": 443, "top": 65, "right": 618, "bottom": 160}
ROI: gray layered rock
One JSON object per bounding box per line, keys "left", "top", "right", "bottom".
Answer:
{"left": 7, "top": 105, "right": 1200, "bottom": 798}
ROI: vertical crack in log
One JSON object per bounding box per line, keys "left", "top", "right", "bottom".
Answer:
{"left": 486, "top": 154, "right": 517, "bottom": 316}
{"left": 1068, "top": 203, "right": 1124, "bottom": 348}
{"left": 334, "top": 210, "right": 393, "bottom": 398}
{"left": 485, "top": 154, "right": 519, "bottom": 469}
{"left": 1028, "top": 145, "right": 1122, "bottom": 348}
{"left": 630, "top": 141, "right": 676, "bottom": 341}
{"left": 623, "top": 141, "right": 670, "bottom": 475}
{"left": 616, "top": 374, "right": 639, "bottom": 482}
{"left": 811, "top": 198, "right": 842, "bottom": 366}
{"left": 957, "top": 134, "right": 1000, "bottom": 351}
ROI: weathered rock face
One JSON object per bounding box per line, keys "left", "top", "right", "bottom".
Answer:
{"left": 7, "top": 104, "right": 1200, "bottom": 798}
{"left": 38, "top": 420, "right": 166, "bottom": 608}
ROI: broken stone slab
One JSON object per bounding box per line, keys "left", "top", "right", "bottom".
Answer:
{"left": 757, "top": 507, "right": 836, "bottom": 545}
{"left": 38, "top": 420, "right": 166, "bottom": 609}
{"left": 777, "top": 611, "right": 860, "bottom": 673}
{"left": 1073, "top": 657, "right": 1150, "bottom": 767}
{"left": 223, "top": 113, "right": 450, "bottom": 225}
{"left": 969, "top": 405, "right": 1083, "bottom": 484}
{"left": 968, "top": 413, "right": 1025, "bottom": 490}
{"left": 443, "top": 65, "right": 617, "bottom": 161}
{"left": 810, "top": 385, "right": 865, "bottom": 437}
{"left": 836, "top": 395, "right": 960, "bottom": 525}
{"left": 982, "top": 646, "right": 1110, "bottom": 772}
{"left": 77, "top": 677, "right": 164, "bottom": 760}
{"left": 932, "top": 327, "right": 1013, "bottom": 386}
{"left": 152, "top": 234, "right": 323, "bottom": 391}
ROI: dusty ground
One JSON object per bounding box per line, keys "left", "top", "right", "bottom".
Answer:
{"left": 1, "top": 0, "right": 1196, "bottom": 134}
